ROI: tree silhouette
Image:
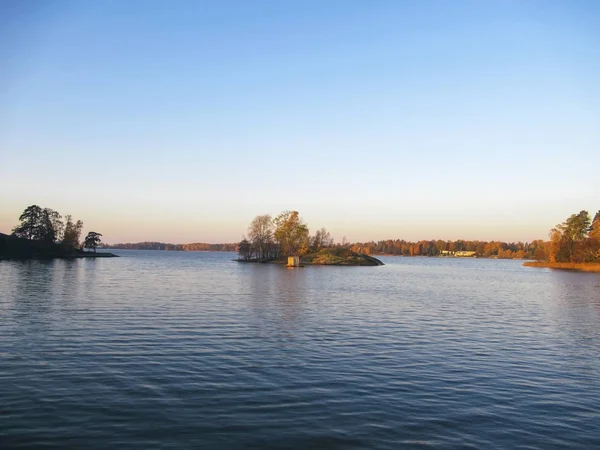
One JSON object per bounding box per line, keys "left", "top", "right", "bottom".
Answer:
{"left": 40, "top": 208, "right": 62, "bottom": 243}
{"left": 238, "top": 238, "right": 251, "bottom": 260}
{"left": 310, "top": 227, "right": 334, "bottom": 251}
{"left": 12, "top": 205, "right": 63, "bottom": 242}
{"left": 12, "top": 205, "right": 43, "bottom": 240}
{"left": 62, "top": 215, "right": 84, "bottom": 250}
{"left": 84, "top": 232, "right": 103, "bottom": 252}
{"left": 248, "top": 214, "right": 274, "bottom": 260}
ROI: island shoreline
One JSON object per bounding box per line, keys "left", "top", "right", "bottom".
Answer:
{"left": 0, "top": 252, "right": 119, "bottom": 261}
{"left": 236, "top": 248, "right": 384, "bottom": 266}
{"left": 523, "top": 261, "right": 600, "bottom": 273}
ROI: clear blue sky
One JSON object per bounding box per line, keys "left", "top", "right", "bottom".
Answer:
{"left": 1, "top": 0, "right": 599, "bottom": 244}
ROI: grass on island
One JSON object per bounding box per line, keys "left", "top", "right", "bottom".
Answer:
{"left": 237, "top": 248, "right": 384, "bottom": 266}
{"left": 301, "top": 248, "right": 384, "bottom": 266}
{"left": 523, "top": 261, "right": 600, "bottom": 273}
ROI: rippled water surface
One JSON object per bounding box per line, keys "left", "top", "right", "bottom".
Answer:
{"left": 1, "top": 251, "right": 600, "bottom": 449}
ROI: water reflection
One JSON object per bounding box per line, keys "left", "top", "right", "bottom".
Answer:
{"left": 547, "top": 270, "right": 600, "bottom": 351}
{"left": 549, "top": 270, "right": 600, "bottom": 308}
{"left": 243, "top": 264, "right": 307, "bottom": 337}
{"left": 12, "top": 260, "right": 56, "bottom": 316}
{"left": 276, "top": 266, "right": 307, "bottom": 329}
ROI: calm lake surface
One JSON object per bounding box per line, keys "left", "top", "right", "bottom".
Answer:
{"left": 1, "top": 251, "right": 600, "bottom": 449}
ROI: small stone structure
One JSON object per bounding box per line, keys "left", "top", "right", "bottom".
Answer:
{"left": 287, "top": 256, "right": 300, "bottom": 267}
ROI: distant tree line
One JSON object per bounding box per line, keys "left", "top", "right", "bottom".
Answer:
{"left": 344, "top": 238, "right": 549, "bottom": 260}
{"left": 108, "top": 236, "right": 546, "bottom": 260}
{"left": 11, "top": 205, "right": 102, "bottom": 252}
{"left": 107, "top": 242, "right": 237, "bottom": 252}
{"left": 107, "top": 242, "right": 184, "bottom": 251}
{"left": 182, "top": 242, "right": 237, "bottom": 252}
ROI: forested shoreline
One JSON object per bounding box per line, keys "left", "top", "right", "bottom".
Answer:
{"left": 108, "top": 238, "right": 549, "bottom": 260}
{"left": 523, "top": 210, "right": 600, "bottom": 271}
{"left": 107, "top": 239, "right": 546, "bottom": 259}
{"left": 35, "top": 208, "right": 599, "bottom": 265}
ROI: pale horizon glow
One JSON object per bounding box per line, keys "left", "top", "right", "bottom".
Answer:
{"left": 1, "top": 1, "right": 599, "bottom": 244}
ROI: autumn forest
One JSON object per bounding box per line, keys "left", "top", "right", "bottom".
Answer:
{"left": 343, "top": 209, "right": 600, "bottom": 262}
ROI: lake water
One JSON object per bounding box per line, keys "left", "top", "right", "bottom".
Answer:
{"left": 1, "top": 251, "right": 600, "bottom": 449}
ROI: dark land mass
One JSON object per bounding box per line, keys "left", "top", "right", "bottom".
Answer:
{"left": 0, "top": 233, "right": 118, "bottom": 260}
{"left": 237, "top": 248, "right": 384, "bottom": 266}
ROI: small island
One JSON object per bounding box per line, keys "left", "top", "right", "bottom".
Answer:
{"left": 0, "top": 205, "right": 118, "bottom": 260}
{"left": 236, "top": 210, "right": 384, "bottom": 267}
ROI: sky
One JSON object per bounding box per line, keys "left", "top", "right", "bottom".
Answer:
{"left": 1, "top": 0, "right": 599, "bottom": 244}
